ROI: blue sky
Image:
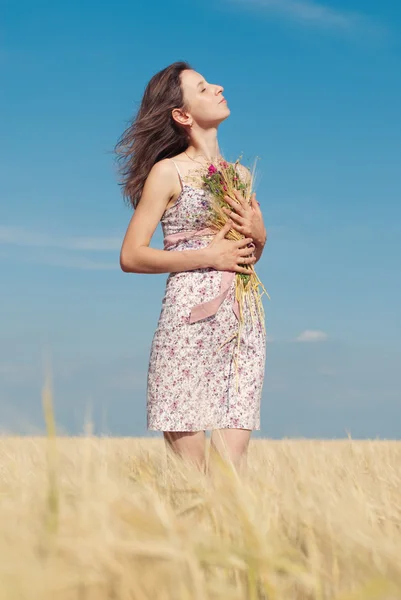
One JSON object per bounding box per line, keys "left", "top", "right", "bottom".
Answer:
{"left": 1, "top": 0, "right": 400, "bottom": 438}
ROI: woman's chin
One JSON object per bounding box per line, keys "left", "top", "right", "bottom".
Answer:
{"left": 217, "top": 107, "right": 231, "bottom": 124}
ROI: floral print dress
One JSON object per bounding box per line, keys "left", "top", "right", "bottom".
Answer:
{"left": 146, "top": 161, "right": 266, "bottom": 432}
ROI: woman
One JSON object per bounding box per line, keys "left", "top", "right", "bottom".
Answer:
{"left": 115, "top": 61, "right": 267, "bottom": 475}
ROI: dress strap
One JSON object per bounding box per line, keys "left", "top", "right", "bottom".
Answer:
{"left": 170, "top": 159, "right": 184, "bottom": 190}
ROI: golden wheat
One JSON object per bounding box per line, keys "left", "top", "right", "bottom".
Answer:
{"left": 0, "top": 431, "right": 400, "bottom": 600}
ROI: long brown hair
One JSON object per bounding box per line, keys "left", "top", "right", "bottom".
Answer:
{"left": 114, "top": 61, "right": 192, "bottom": 209}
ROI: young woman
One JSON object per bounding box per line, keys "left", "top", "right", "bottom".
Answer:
{"left": 115, "top": 61, "right": 267, "bottom": 475}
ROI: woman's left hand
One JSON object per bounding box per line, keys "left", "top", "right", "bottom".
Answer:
{"left": 222, "top": 190, "right": 266, "bottom": 247}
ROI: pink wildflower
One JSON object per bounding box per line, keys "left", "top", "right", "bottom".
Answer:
{"left": 208, "top": 164, "right": 217, "bottom": 174}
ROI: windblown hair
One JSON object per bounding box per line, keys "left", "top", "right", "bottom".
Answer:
{"left": 114, "top": 61, "right": 192, "bottom": 209}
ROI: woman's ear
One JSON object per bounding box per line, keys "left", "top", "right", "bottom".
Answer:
{"left": 171, "top": 108, "right": 191, "bottom": 128}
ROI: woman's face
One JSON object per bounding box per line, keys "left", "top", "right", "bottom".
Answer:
{"left": 179, "top": 69, "right": 230, "bottom": 128}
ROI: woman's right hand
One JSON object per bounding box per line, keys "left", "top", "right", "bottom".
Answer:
{"left": 204, "top": 220, "right": 256, "bottom": 274}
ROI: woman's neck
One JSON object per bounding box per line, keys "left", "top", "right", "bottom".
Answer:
{"left": 186, "top": 128, "right": 221, "bottom": 161}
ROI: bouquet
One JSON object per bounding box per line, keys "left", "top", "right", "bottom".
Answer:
{"left": 202, "top": 155, "right": 269, "bottom": 316}
{"left": 190, "top": 155, "right": 270, "bottom": 390}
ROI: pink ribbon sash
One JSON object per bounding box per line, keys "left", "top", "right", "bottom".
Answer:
{"left": 163, "top": 228, "right": 240, "bottom": 324}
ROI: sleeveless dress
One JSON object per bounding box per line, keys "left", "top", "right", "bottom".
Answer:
{"left": 146, "top": 160, "right": 266, "bottom": 432}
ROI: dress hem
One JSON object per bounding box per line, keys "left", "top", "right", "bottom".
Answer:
{"left": 147, "top": 425, "right": 261, "bottom": 432}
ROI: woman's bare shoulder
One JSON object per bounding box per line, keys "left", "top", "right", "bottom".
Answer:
{"left": 143, "top": 159, "right": 182, "bottom": 199}
{"left": 151, "top": 157, "right": 177, "bottom": 176}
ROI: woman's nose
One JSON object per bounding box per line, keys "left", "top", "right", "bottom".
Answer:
{"left": 216, "top": 85, "right": 224, "bottom": 95}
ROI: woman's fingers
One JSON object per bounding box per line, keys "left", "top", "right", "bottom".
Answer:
{"left": 236, "top": 237, "right": 253, "bottom": 248}
{"left": 222, "top": 207, "right": 244, "bottom": 224}
{"left": 216, "top": 220, "right": 233, "bottom": 238}
{"left": 233, "top": 189, "right": 247, "bottom": 207}
{"left": 224, "top": 195, "right": 245, "bottom": 214}
{"left": 239, "top": 246, "right": 254, "bottom": 256}
{"left": 238, "top": 255, "right": 256, "bottom": 263}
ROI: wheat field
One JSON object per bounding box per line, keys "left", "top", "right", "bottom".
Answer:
{"left": 0, "top": 431, "right": 400, "bottom": 600}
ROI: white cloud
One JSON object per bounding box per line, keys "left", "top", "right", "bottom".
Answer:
{"left": 295, "top": 329, "right": 328, "bottom": 342}
{"left": 0, "top": 226, "right": 120, "bottom": 251}
{"left": 0, "top": 225, "right": 121, "bottom": 270}
{"left": 227, "top": 0, "right": 373, "bottom": 30}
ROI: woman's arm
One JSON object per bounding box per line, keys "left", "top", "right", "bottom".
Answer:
{"left": 120, "top": 160, "right": 210, "bottom": 274}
